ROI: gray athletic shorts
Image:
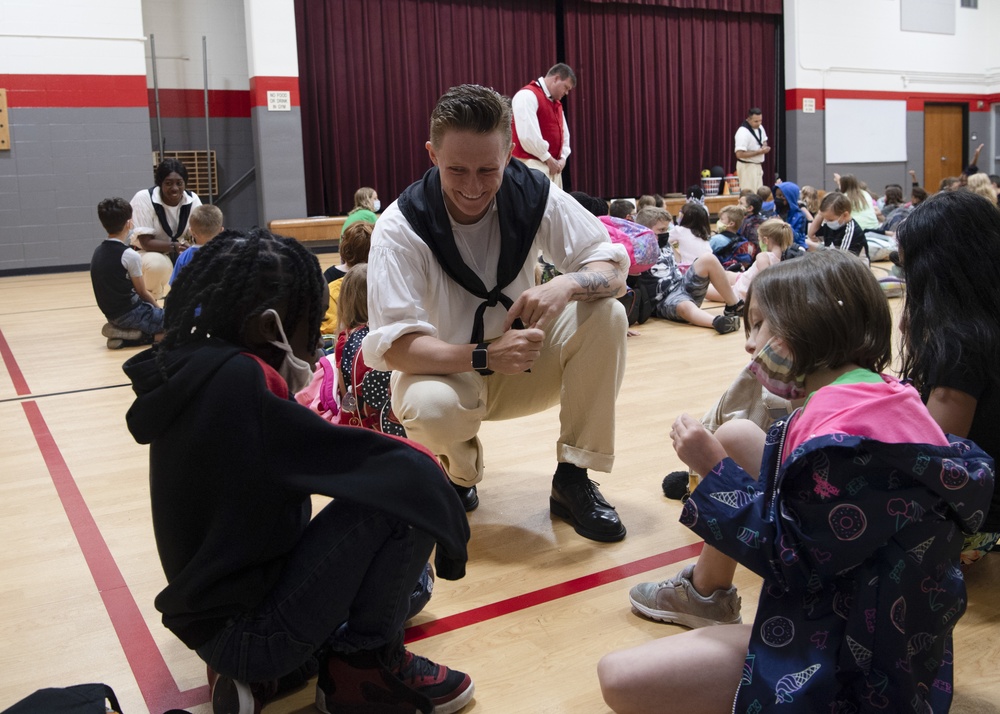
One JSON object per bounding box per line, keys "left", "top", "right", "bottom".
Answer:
{"left": 658, "top": 268, "right": 710, "bottom": 322}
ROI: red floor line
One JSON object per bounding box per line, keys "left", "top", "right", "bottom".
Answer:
{"left": 21, "top": 399, "right": 185, "bottom": 712}
{"left": 5, "top": 327, "right": 702, "bottom": 710}
{"left": 0, "top": 327, "right": 31, "bottom": 395}
{"left": 405, "top": 541, "right": 704, "bottom": 642}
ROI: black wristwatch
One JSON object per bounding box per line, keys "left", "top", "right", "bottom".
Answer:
{"left": 472, "top": 342, "right": 492, "bottom": 376}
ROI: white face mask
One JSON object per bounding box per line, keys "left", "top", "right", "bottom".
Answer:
{"left": 823, "top": 219, "right": 844, "bottom": 231}
{"left": 263, "top": 309, "right": 314, "bottom": 395}
{"left": 373, "top": 199, "right": 381, "bottom": 212}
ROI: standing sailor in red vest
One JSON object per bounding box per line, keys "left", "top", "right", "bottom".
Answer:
{"left": 511, "top": 64, "right": 575, "bottom": 187}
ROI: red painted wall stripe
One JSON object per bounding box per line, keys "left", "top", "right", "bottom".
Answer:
{"left": 149, "top": 88, "right": 251, "bottom": 118}
{"left": 0, "top": 74, "right": 148, "bottom": 108}
{"left": 0, "top": 73, "right": 298, "bottom": 115}
{"left": 249, "top": 75, "right": 301, "bottom": 108}
{"left": 786, "top": 88, "right": 1000, "bottom": 113}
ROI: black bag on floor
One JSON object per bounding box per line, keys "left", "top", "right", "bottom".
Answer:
{"left": 1, "top": 683, "right": 122, "bottom": 714}
{"left": 622, "top": 275, "right": 654, "bottom": 325}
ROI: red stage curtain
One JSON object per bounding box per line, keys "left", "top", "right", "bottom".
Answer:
{"left": 579, "top": 0, "right": 781, "bottom": 15}
{"left": 564, "top": 1, "right": 779, "bottom": 198}
{"left": 295, "top": 0, "right": 557, "bottom": 216}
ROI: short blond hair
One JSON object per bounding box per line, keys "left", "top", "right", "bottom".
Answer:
{"left": 718, "top": 205, "right": 746, "bottom": 227}
{"left": 189, "top": 204, "right": 223, "bottom": 241}
{"left": 634, "top": 206, "right": 672, "bottom": 229}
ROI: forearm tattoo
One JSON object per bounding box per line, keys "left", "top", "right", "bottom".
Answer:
{"left": 569, "top": 265, "right": 623, "bottom": 301}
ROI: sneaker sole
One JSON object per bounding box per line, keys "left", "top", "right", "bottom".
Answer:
{"left": 212, "top": 677, "right": 255, "bottom": 714}
{"left": 314, "top": 678, "right": 474, "bottom": 714}
{"left": 431, "top": 677, "right": 475, "bottom": 714}
{"left": 102, "top": 323, "right": 144, "bottom": 340}
{"left": 629, "top": 599, "right": 742, "bottom": 629}
{"left": 549, "top": 498, "right": 626, "bottom": 543}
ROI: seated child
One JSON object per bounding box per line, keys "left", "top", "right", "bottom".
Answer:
{"left": 609, "top": 199, "right": 636, "bottom": 221}
{"left": 334, "top": 264, "right": 405, "bottom": 437}
{"left": 799, "top": 184, "right": 820, "bottom": 216}
{"left": 90, "top": 197, "right": 164, "bottom": 349}
{"left": 709, "top": 205, "right": 753, "bottom": 271}
{"left": 756, "top": 185, "right": 775, "bottom": 216}
{"left": 669, "top": 201, "right": 713, "bottom": 269}
{"left": 633, "top": 207, "right": 744, "bottom": 334}
{"left": 168, "top": 204, "right": 223, "bottom": 284}
{"left": 707, "top": 218, "right": 793, "bottom": 302}
{"left": 708, "top": 205, "right": 747, "bottom": 253}
{"left": 320, "top": 221, "right": 373, "bottom": 338}
{"left": 806, "top": 191, "right": 868, "bottom": 256}
{"left": 123, "top": 229, "right": 474, "bottom": 713}
{"left": 736, "top": 193, "right": 765, "bottom": 250}
{"left": 598, "top": 250, "right": 993, "bottom": 714}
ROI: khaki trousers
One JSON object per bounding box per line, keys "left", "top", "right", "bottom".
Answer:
{"left": 138, "top": 250, "right": 173, "bottom": 301}
{"left": 390, "top": 299, "right": 627, "bottom": 485}
{"left": 736, "top": 161, "right": 764, "bottom": 193}
{"left": 518, "top": 157, "right": 563, "bottom": 188}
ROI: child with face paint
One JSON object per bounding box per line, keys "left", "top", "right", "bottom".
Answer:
{"left": 598, "top": 250, "right": 993, "bottom": 714}
{"left": 123, "top": 228, "right": 474, "bottom": 714}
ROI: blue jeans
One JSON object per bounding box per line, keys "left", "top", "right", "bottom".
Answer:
{"left": 195, "top": 500, "right": 434, "bottom": 683}
{"left": 113, "top": 295, "right": 164, "bottom": 336}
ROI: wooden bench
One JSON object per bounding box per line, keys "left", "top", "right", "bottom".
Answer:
{"left": 268, "top": 216, "right": 347, "bottom": 243}
{"left": 664, "top": 194, "right": 740, "bottom": 219}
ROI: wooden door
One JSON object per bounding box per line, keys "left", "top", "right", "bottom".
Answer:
{"left": 924, "top": 104, "right": 964, "bottom": 191}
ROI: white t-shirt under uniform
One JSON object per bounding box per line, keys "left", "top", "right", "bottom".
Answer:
{"left": 363, "top": 184, "right": 629, "bottom": 371}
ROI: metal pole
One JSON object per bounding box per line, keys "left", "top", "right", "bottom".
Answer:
{"left": 203, "top": 35, "right": 213, "bottom": 203}
{"left": 150, "top": 33, "right": 165, "bottom": 158}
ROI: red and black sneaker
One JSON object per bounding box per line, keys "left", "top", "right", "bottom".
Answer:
{"left": 392, "top": 649, "right": 474, "bottom": 714}
{"left": 317, "top": 646, "right": 474, "bottom": 714}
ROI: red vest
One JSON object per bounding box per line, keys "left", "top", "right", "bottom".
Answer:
{"left": 512, "top": 80, "right": 565, "bottom": 162}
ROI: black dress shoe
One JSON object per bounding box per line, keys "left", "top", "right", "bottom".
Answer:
{"left": 452, "top": 482, "right": 479, "bottom": 512}
{"left": 549, "top": 479, "right": 626, "bottom": 542}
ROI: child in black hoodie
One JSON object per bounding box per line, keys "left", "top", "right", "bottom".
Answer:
{"left": 124, "top": 228, "right": 473, "bottom": 714}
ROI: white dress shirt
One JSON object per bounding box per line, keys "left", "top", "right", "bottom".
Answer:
{"left": 363, "top": 183, "right": 628, "bottom": 370}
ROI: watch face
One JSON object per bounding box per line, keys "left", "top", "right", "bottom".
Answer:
{"left": 472, "top": 348, "right": 488, "bottom": 370}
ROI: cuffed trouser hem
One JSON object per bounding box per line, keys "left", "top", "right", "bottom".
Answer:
{"left": 557, "top": 443, "right": 614, "bottom": 473}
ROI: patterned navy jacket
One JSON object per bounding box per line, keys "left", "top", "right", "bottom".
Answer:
{"left": 683, "top": 416, "right": 994, "bottom": 713}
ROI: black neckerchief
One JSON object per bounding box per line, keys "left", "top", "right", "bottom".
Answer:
{"left": 397, "top": 159, "right": 550, "bottom": 344}
{"left": 740, "top": 119, "right": 763, "bottom": 147}
{"left": 149, "top": 187, "right": 194, "bottom": 241}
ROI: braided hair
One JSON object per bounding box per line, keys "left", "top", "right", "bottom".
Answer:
{"left": 157, "top": 227, "right": 325, "bottom": 373}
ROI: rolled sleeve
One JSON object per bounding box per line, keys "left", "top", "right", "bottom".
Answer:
{"left": 539, "top": 187, "right": 630, "bottom": 275}
{"left": 363, "top": 211, "right": 440, "bottom": 371}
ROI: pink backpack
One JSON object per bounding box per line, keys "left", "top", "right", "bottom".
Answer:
{"left": 294, "top": 355, "right": 340, "bottom": 422}
{"left": 599, "top": 216, "right": 659, "bottom": 274}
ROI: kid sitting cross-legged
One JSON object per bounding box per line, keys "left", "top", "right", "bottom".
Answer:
{"left": 90, "top": 197, "right": 164, "bottom": 349}
{"left": 598, "top": 250, "right": 993, "bottom": 714}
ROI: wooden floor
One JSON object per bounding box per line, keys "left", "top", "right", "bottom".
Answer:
{"left": 1, "top": 260, "right": 998, "bottom": 713}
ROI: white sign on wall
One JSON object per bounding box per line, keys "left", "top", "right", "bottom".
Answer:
{"left": 824, "top": 99, "right": 908, "bottom": 164}
{"left": 267, "top": 91, "right": 291, "bottom": 112}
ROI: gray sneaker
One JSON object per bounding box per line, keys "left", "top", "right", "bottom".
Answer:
{"left": 102, "top": 322, "right": 143, "bottom": 340}
{"left": 629, "top": 564, "right": 742, "bottom": 628}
